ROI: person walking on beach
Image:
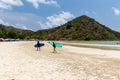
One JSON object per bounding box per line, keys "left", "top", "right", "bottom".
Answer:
{"left": 37, "top": 41, "right": 40, "bottom": 51}
{"left": 52, "top": 42, "right": 56, "bottom": 53}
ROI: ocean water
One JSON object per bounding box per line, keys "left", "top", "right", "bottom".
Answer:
{"left": 79, "top": 41, "right": 120, "bottom": 45}
{"left": 64, "top": 41, "right": 120, "bottom": 45}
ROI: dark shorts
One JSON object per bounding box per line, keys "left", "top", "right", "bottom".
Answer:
{"left": 53, "top": 44, "right": 56, "bottom": 48}
{"left": 37, "top": 44, "right": 40, "bottom": 47}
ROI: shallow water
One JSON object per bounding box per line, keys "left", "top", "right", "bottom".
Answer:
{"left": 63, "top": 41, "right": 120, "bottom": 45}
{"left": 80, "top": 41, "right": 120, "bottom": 45}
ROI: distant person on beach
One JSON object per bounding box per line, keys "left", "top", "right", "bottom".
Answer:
{"left": 37, "top": 41, "right": 40, "bottom": 51}
{"left": 48, "top": 41, "right": 57, "bottom": 53}
{"left": 52, "top": 42, "right": 56, "bottom": 53}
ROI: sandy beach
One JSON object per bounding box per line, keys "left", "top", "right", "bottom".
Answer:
{"left": 0, "top": 41, "right": 120, "bottom": 80}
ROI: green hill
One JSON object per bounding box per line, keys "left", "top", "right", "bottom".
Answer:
{"left": 36, "top": 15, "right": 120, "bottom": 40}
{"left": 0, "top": 24, "right": 34, "bottom": 39}
{"left": 0, "top": 15, "right": 120, "bottom": 40}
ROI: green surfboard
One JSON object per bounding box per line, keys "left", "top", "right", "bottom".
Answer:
{"left": 49, "top": 42, "right": 62, "bottom": 48}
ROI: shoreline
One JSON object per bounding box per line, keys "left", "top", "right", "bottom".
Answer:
{"left": 59, "top": 41, "right": 120, "bottom": 51}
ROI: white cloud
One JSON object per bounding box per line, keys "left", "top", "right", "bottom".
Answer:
{"left": 0, "top": 0, "right": 23, "bottom": 9}
{"left": 0, "top": 0, "right": 59, "bottom": 9}
{"left": 0, "top": 2, "right": 11, "bottom": 9}
{"left": 0, "top": 19, "right": 5, "bottom": 24}
{"left": 112, "top": 7, "right": 120, "bottom": 16}
{"left": 38, "top": 11, "right": 74, "bottom": 29}
{"left": 0, "top": 12, "right": 43, "bottom": 31}
{"left": 0, "top": 19, "right": 9, "bottom": 26}
{"left": 0, "top": 19, "right": 33, "bottom": 31}
{"left": 1, "top": 0, "right": 23, "bottom": 6}
{"left": 15, "top": 23, "right": 28, "bottom": 30}
{"left": 27, "top": 0, "right": 59, "bottom": 8}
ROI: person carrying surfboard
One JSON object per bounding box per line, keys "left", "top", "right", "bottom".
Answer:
{"left": 53, "top": 42, "right": 56, "bottom": 53}
{"left": 37, "top": 41, "right": 40, "bottom": 51}
{"left": 48, "top": 41, "right": 62, "bottom": 53}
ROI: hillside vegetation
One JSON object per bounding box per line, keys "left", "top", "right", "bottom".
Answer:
{"left": 0, "top": 24, "right": 34, "bottom": 39}
{"left": 0, "top": 15, "right": 120, "bottom": 40}
{"left": 36, "top": 15, "right": 120, "bottom": 40}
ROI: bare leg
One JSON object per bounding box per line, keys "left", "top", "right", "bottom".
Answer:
{"left": 39, "top": 47, "right": 40, "bottom": 51}
{"left": 53, "top": 47, "right": 56, "bottom": 53}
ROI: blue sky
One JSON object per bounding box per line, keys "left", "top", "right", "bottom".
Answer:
{"left": 0, "top": 0, "right": 120, "bottom": 32}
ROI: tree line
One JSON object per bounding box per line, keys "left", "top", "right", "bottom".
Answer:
{"left": 0, "top": 30, "right": 25, "bottom": 39}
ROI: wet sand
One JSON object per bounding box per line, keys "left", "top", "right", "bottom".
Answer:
{"left": 0, "top": 41, "right": 120, "bottom": 80}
